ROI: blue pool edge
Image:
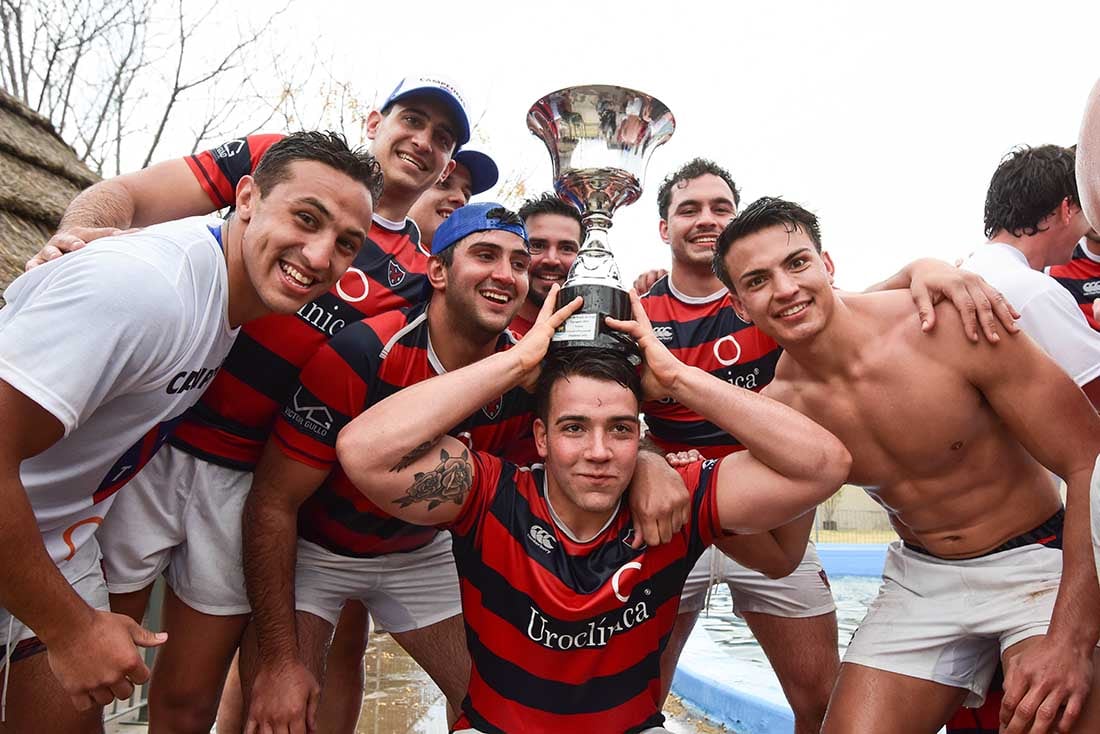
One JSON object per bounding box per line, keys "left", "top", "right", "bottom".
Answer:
{"left": 670, "top": 542, "right": 889, "bottom": 733}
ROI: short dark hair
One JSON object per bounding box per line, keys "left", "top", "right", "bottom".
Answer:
{"left": 713, "top": 197, "right": 822, "bottom": 292}
{"left": 434, "top": 206, "right": 524, "bottom": 267}
{"left": 253, "top": 131, "right": 384, "bottom": 204}
{"left": 518, "top": 192, "right": 584, "bottom": 233}
{"left": 656, "top": 158, "right": 740, "bottom": 221}
{"left": 534, "top": 348, "right": 642, "bottom": 422}
{"left": 983, "top": 145, "right": 1079, "bottom": 239}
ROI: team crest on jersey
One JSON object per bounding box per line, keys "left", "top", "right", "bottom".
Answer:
{"left": 528, "top": 524, "right": 557, "bottom": 553}
{"left": 482, "top": 396, "right": 503, "bottom": 420}
{"left": 388, "top": 259, "right": 407, "bottom": 287}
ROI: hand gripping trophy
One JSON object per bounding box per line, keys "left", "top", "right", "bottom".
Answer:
{"left": 527, "top": 85, "right": 675, "bottom": 361}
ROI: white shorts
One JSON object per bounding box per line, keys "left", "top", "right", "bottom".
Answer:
{"left": 679, "top": 543, "right": 835, "bottom": 618}
{"left": 844, "top": 539, "right": 1063, "bottom": 707}
{"left": 99, "top": 444, "right": 251, "bottom": 615}
{"left": 0, "top": 536, "right": 108, "bottom": 648}
{"left": 294, "top": 532, "right": 461, "bottom": 633}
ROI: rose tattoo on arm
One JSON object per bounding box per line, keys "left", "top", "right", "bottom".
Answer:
{"left": 393, "top": 448, "right": 473, "bottom": 510}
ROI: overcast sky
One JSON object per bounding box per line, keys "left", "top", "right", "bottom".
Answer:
{"left": 228, "top": 0, "right": 1099, "bottom": 289}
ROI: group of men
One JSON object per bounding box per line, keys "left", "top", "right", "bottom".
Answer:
{"left": 1, "top": 71, "right": 1100, "bottom": 734}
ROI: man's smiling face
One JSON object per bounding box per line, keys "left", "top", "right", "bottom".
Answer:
{"left": 660, "top": 173, "right": 738, "bottom": 270}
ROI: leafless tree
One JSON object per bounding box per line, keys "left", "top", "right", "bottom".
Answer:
{"left": 0, "top": 0, "right": 295, "bottom": 176}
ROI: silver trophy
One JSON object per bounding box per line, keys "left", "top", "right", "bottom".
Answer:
{"left": 527, "top": 85, "right": 675, "bottom": 361}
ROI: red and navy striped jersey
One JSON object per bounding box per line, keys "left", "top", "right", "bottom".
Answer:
{"left": 447, "top": 453, "right": 720, "bottom": 733}
{"left": 508, "top": 312, "right": 535, "bottom": 338}
{"left": 1048, "top": 242, "right": 1100, "bottom": 331}
{"left": 275, "top": 304, "right": 537, "bottom": 557}
{"left": 640, "top": 276, "right": 780, "bottom": 458}
{"left": 168, "top": 134, "right": 432, "bottom": 469}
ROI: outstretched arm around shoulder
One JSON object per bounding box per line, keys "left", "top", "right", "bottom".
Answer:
{"left": 28, "top": 151, "right": 225, "bottom": 270}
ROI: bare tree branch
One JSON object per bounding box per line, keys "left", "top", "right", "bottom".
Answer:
{"left": 3, "top": 0, "right": 301, "bottom": 176}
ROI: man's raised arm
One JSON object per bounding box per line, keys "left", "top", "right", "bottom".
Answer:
{"left": 864, "top": 258, "right": 1018, "bottom": 343}
{"left": 28, "top": 143, "right": 241, "bottom": 270}
{"left": 336, "top": 289, "right": 582, "bottom": 527}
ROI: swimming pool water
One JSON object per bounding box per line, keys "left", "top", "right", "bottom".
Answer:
{"left": 696, "top": 575, "right": 882, "bottom": 664}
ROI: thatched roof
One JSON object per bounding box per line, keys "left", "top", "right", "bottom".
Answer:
{"left": 0, "top": 89, "right": 99, "bottom": 289}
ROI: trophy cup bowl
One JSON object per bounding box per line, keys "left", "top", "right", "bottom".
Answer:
{"left": 527, "top": 85, "right": 675, "bottom": 362}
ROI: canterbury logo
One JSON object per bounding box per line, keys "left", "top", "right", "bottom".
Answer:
{"left": 1083, "top": 280, "right": 1100, "bottom": 295}
{"left": 653, "top": 326, "right": 674, "bottom": 342}
{"left": 528, "top": 525, "right": 556, "bottom": 553}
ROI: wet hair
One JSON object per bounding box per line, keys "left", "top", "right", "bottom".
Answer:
{"left": 518, "top": 192, "right": 584, "bottom": 233}
{"left": 713, "top": 197, "right": 822, "bottom": 292}
{"left": 534, "top": 348, "right": 642, "bottom": 422}
{"left": 656, "top": 157, "right": 740, "bottom": 221}
{"left": 252, "top": 131, "right": 384, "bottom": 204}
{"left": 983, "top": 145, "right": 1079, "bottom": 239}
{"left": 435, "top": 206, "right": 524, "bottom": 267}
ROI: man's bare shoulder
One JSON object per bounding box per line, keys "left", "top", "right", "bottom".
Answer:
{"left": 839, "top": 289, "right": 921, "bottom": 328}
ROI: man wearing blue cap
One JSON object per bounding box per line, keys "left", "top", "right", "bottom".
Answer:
{"left": 238, "top": 202, "right": 531, "bottom": 732}
{"left": 22, "top": 76, "right": 474, "bottom": 734}
{"left": 310, "top": 144, "right": 500, "bottom": 733}
{"left": 239, "top": 201, "right": 689, "bottom": 734}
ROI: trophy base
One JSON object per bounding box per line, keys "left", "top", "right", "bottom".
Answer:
{"left": 550, "top": 283, "right": 641, "bottom": 365}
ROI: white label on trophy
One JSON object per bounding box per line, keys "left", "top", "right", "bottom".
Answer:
{"left": 553, "top": 313, "right": 598, "bottom": 341}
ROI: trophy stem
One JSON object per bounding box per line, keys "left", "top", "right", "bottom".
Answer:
{"left": 581, "top": 212, "right": 612, "bottom": 237}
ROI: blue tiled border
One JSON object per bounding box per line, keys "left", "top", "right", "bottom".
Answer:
{"left": 671, "top": 543, "right": 889, "bottom": 733}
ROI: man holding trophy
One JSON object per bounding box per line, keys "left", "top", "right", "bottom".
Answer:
{"left": 334, "top": 85, "right": 852, "bottom": 732}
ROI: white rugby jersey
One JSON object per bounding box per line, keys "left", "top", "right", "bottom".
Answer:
{"left": 963, "top": 243, "right": 1100, "bottom": 386}
{"left": 0, "top": 217, "right": 237, "bottom": 563}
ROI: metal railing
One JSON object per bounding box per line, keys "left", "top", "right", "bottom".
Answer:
{"left": 102, "top": 578, "right": 164, "bottom": 727}
{"left": 812, "top": 507, "right": 898, "bottom": 545}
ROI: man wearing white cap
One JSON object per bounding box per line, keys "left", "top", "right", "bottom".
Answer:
{"left": 30, "top": 76, "right": 472, "bottom": 734}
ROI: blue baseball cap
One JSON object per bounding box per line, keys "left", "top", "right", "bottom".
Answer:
{"left": 453, "top": 148, "right": 499, "bottom": 196}
{"left": 382, "top": 75, "right": 471, "bottom": 147}
{"left": 431, "top": 202, "right": 527, "bottom": 256}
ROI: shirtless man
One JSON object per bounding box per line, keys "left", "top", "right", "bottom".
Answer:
{"left": 714, "top": 197, "right": 1100, "bottom": 734}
